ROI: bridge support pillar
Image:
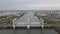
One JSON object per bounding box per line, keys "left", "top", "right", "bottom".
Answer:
{"left": 13, "top": 24, "right": 16, "bottom": 29}
{"left": 40, "top": 18, "right": 44, "bottom": 29}
{"left": 13, "top": 19, "right": 16, "bottom": 29}
{"left": 27, "top": 18, "right": 30, "bottom": 29}
{"left": 41, "top": 23, "right": 44, "bottom": 29}
{"left": 27, "top": 24, "right": 30, "bottom": 29}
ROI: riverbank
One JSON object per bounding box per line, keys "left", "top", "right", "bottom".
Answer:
{"left": 0, "top": 13, "right": 25, "bottom": 30}
{"left": 36, "top": 15, "right": 60, "bottom": 34}
{"left": 0, "top": 14, "right": 24, "bottom": 24}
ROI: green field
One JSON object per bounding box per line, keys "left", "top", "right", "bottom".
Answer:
{"left": 0, "top": 16, "right": 20, "bottom": 24}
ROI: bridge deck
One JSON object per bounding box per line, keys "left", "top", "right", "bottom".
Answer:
{"left": 0, "top": 24, "right": 60, "bottom": 28}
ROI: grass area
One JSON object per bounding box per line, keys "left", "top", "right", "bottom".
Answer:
{"left": 0, "top": 13, "right": 24, "bottom": 24}
{"left": 43, "top": 18, "right": 57, "bottom": 24}
{"left": 41, "top": 16, "right": 60, "bottom": 24}
{"left": 0, "top": 16, "right": 19, "bottom": 24}
{"left": 37, "top": 14, "right": 60, "bottom": 24}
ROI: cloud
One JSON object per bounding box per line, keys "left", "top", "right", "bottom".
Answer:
{"left": 0, "top": 0, "right": 60, "bottom": 10}
{"left": 27, "top": 4, "right": 60, "bottom": 7}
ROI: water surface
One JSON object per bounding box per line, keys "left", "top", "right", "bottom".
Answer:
{"left": 0, "top": 29, "right": 58, "bottom": 34}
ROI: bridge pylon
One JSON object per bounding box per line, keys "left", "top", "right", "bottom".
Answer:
{"left": 41, "top": 22, "right": 44, "bottom": 29}
{"left": 27, "top": 18, "right": 30, "bottom": 29}
{"left": 40, "top": 18, "right": 44, "bottom": 29}
{"left": 13, "top": 18, "right": 17, "bottom": 29}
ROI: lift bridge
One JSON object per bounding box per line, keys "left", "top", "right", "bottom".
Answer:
{"left": 13, "top": 18, "right": 44, "bottom": 29}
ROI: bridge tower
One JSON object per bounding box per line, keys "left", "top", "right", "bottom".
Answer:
{"left": 41, "top": 21, "right": 44, "bottom": 29}
{"left": 13, "top": 18, "right": 17, "bottom": 29}
{"left": 27, "top": 18, "right": 30, "bottom": 29}
{"left": 40, "top": 18, "right": 44, "bottom": 29}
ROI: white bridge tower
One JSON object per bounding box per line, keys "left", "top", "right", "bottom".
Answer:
{"left": 27, "top": 18, "right": 30, "bottom": 29}
{"left": 40, "top": 18, "right": 44, "bottom": 29}
{"left": 13, "top": 18, "right": 17, "bottom": 29}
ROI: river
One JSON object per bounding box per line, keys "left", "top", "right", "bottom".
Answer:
{"left": 0, "top": 29, "right": 58, "bottom": 34}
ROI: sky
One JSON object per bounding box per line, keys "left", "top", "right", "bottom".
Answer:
{"left": 0, "top": 0, "right": 60, "bottom": 10}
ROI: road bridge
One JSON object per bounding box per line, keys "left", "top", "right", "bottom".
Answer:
{"left": 0, "top": 12, "right": 60, "bottom": 29}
